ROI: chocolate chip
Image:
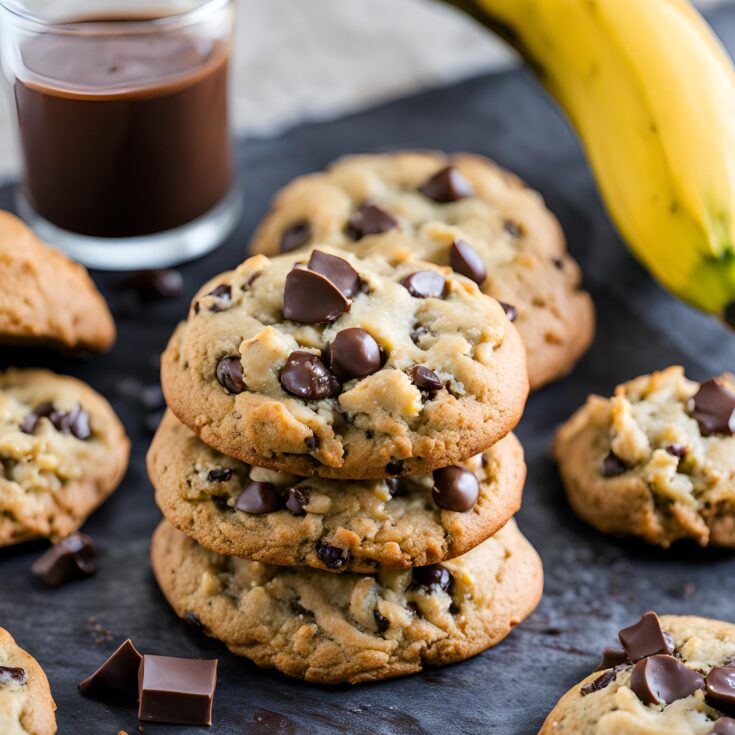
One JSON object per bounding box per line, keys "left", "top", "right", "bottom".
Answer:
{"left": 307, "top": 250, "right": 363, "bottom": 298}
{"left": 328, "top": 328, "right": 382, "bottom": 381}
{"left": 411, "top": 564, "right": 454, "bottom": 595}
{"left": 281, "top": 351, "right": 340, "bottom": 399}
{"left": 316, "top": 541, "right": 350, "bottom": 569}
{"left": 419, "top": 166, "right": 474, "bottom": 203}
{"left": 581, "top": 666, "right": 623, "bottom": 696}
{"left": 19, "top": 402, "right": 54, "bottom": 434}
{"left": 49, "top": 405, "right": 92, "bottom": 439}
{"left": 32, "top": 532, "right": 97, "bottom": 587}
{"left": 374, "top": 610, "right": 390, "bottom": 633}
{"left": 499, "top": 302, "right": 517, "bottom": 322}
{"left": 619, "top": 612, "right": 675, "bottom": 662}
{"left": 401, "top": 271, "right": 447, "bottom": 299}
{"left": 386, "top": 478, "right": 406, "bottom": 497}
{"left": 207, "top": 468, "right": 232, "bottom": 483}
{"left": 411, "top": 365, "right": 442, "bottom": 393}
{"left": 235, "top": 481, "right": 283, "bottom": 514}
{"left": 411, "top": 325, "right": 430, "bottom": 345}
{"left": 601, "top": 451, "right": 628, "bottom": 478}
{"left": 598, "top": 647, "right": 630, "bottom": 670}
{"left": 79, "top": 639, "right": 142, "bottom": 700}
{"left": 630, "top": 654, "right": 704, "bottom": 705}
{"left": 504, "top": 220, "right": 522, "bottom": 238}
{"left": 666, "top": 444, "right": 687, "bottom": 460}
{"left": 432, "top": 466, "right": 479, "bottom": 512}
{"left": 450, "top": 240, "right": 486, "bottom": 284}
{"left": 715, "top": 718, "right": 735, "bottom": 735}
{"left": 119, "top": 269, "right": 183, "bottom": 299}
{"left": 347, "top": 203, "right": 398, "bottom": 240}
{"left": 0, "top": 667, "right": 26, "bottom": 686}
{"left": 206, "top": 284, "right": 232, "bottom": 303}
{"left": 284, "top": 485, "right": 310, "bottom": 515}
{"left": 138, "top": 655, "right": 217, "bottom": 726}
{"left": 305, "top": 436, "right": 319, "bottom": 452}
{"left": 386, "top": 460, "right": 404, "bottom": 476}
{"left": 690, "top": 379, "right": 735, "bottom": 436}
{"left": 280, "top": 221, "right": 311, "bottom": 253}
{"left": 283, "top": 267, "right": 349, "bottom": 323}
{"left": 706, "top": 666, "right": 735, "bottom": 715}
{"left": 216, "top": 356, "right": 246, "bottom": 394}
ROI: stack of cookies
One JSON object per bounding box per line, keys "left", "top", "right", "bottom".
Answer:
{"left": 147, "top": 150, "right": 591, "bottom": 684}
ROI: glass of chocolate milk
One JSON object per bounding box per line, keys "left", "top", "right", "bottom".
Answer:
{"left": 0, "top": 0, "right": 239, "bottom": 269}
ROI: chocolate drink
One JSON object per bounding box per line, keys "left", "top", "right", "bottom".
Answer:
{"left": 14, "top": 21, "right": 232, "bottom": 238}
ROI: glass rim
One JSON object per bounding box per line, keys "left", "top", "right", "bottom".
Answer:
{"left": 0, "top": 0, "right": 233, "bottom": 33}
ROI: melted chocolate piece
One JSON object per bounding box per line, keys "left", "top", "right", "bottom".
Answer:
{"left": 411, "top": 564, "right": 454, "bottom": 595}
{"left": 21, "top": 402, "right": 91, "bottom": 439}
{"left": 419, "top": 166, "right": 474, "bottom": 203}
{"left": 138, "top": 655, "right": 217, "bottom": 726}
{"left": 283, "top": 267, "right": 349, "bottom": 323}
{"left": 207, "top": 468, "right": 232, "bottom": 483}
{"left": 316, "top": 541, "right": 350, "bottom": 569}
{"left": 0, "top": 667, "right": 26, "bottom": 686}
{"left": 598, "top": 647, "right": 630, "bottom": 670}
{"left": 307, "top": 251, "right": 363, "bottom": 298}
{"left": 601, "top": 451, "right": 628, "bottom": 478}
{"left": 79, "top": 639, "right": 142, "bottom": 700}
{"left": 328, "top": 328, "right": 382, "bottom": 380}
{"left": 581, "top": 666, "right": 623, "bottom": 696}
{"left": 284, "top": 486, "right": 310, "bottom": 516}
{"left": 206, "top": 284, "right": 231, "bottom": 302}
{"left": 235, "top": 481, "right": 283, "bottom": 514}
{"left": 401, "top": 271, "right": 447, "bottom": 299}
{"left": 450, "top": 240, "right": 486, "bottom": 284}
{"left": 432, "top": 466, "right": 479, "bottom": 512}
{"left": 215, "top": 356, "right": 246, "bottom": 394}
{"left": 411, "top": 365, "right": 443, "bottom": 393}
{"left": 499, "top": 302, "right": 517, "bottom": 322}
{"left": 706, "top": 666, "right": 735, "bottom": 715}
{"left": 280, "top": 221, "right": 311, "bottom": 253}
{"left": 691, "top": 379, "right": 735, "bottom": 436}
{"left": 630, "top": 654, "right": 703, "bottom": 705}
{"left": 619, "top": 612, "right": 674, "bottom": 662}
{"left": 347, "top": 203, "right": 398, "bottom": 240}
{"left": 280, "top": 351, "right": 341, "bottom": 399}
{"left": 32, "top": 532, "right": 97, "bottom": 587}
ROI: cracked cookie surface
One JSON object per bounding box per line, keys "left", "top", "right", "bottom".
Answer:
{"left": 161, "top": 246, "right": 528, "bottom": 479}
{"left": 151, "top": 518, "right": 542, "bottom": 684}
{"left": 0, "top": 369, "right": 130, "bottom": 546}
{"left": 249, "top": 151, "right": 594, "bottom": 390}
{"left": 553, "top": 367, "right": 735, "bottom": 548}
{"left": 148, "top": 410, "right": 525, "bottom": 572}
{"left": 0, "top": 627, "right": 56, "bottom": 735}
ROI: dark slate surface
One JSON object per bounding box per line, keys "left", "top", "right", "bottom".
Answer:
{"left": 3, "top": 6, "right": 735, "bottom": 734}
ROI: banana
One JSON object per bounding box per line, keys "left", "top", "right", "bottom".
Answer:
{"left": 444, "top": 0, "right": 735, "bottom": 326}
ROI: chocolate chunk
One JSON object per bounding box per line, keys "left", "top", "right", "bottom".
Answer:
{"left": 49, "top": 405, "right": 91, "bottom": 439}
{"left": 283, "top": 267, "right": 349, "bottom": 323}
{"left": 619, "top": 612, "right": 675, "bottom": 662}
{"left": 19, "top": 402, "right": 54, "bottom": 434}
{"left": 499, "top": 302, "right": 517, "bottom": 322}
{"left": 206, "top": 284, "right": 231, "bottom": 302}
{"left": 598, "top": 647, "right": 630, "bottom": 670}
{"left": 305, "top": 436, "right": 319, "bottom": 452}
{"left": 504, "top": 220, "right": 522, "bottom": 238}
{"left": 374, "top": 610, "right": 390, "bottom": 633}
{"left": 32, "top": 532, "right": 97, "bottom": 587}
{"left": 715, "top": 718, "right": 735, "bottom": 735}
{"left": 119, "top": 269, "right": 183, "bottom": 299}
{"left": 601, "top": 451, "right": 628, "bottom": 478}
{"left": 581, "top": 666, "right": 622, "bottom": 696}
{"left": 411, "top": 325, "right": 430, "bottom": 344}
{"left": 215, "top": 356, "right": 246, "bottom": 394}
{"left": 432, "top": 466, "right": 479, "bottom": 512}
{"left": 280, "top": 221, "right": 311, "bottom": 253}
{"left": 665, "top": 443, "right": 687, "bottom": 460}
{"left": 138, "top": 655, "right": 217, "bottom": 726}
{"left": 79, "top": 639, "right": 142, "bottom": 700}
{"left": 0, "top": 667, "right": 26, "bottom": 686}
{"left": 630, "top": 654, "right": 704, "bottom": 705}
{"left": 386, "top": 460, "right": 404, "bottom": 476}
{"left": 411, "top": 365, "right": 443, "bottom": 393}
{"left": 412, "top": 564, "right": 454, "bottom": 595}
{"left": 691, "top": 379, "right": 735, "bottom": 436}
{"left": 307, "top": 250, "right": 363, "bottom": 298}
{"left": 347, "top": 203, "right": 398, "bottom": 240}
{"left": 281, "top": 351, "right": 340, "bottom": 399}
{"left": 207, "top": 468, "right": 233, "bottom": 483}
{"left": 401, "top": 271, "right": 447, "bottom": 299}
{"left": 450, "top": 240, "right": 486, "bottom": 284}
{"left": 419, "top": 166, "right": 474, "bottom": 203}
{"left": 316, "top": 541, "right": 350, "bottom": 569}
{"left": 706, "top": 666, "right": 735, "bottom": 715}
{"left": 284, "top": 485, "right": 310, "bottom": 515}
{"left": 328, "top": 328, "right": 382, "bottom": 380}
{"left": 235, "top": 481, "right": 283, "bottom": 514}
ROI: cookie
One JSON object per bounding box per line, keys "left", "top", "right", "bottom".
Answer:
{"left": 249, "top": 151, "right": 594, "bottom": 390}
{"left": 0, "top": 627, "right": 56, "bottom": 735}
{"left": 151, "top": 518, "right": 542, "bottom": 684}
{"left": 148, "top": 409, "right": 525, "bottom": 571}
{"left": 161, "top": 246, "right": 528, "bottom": 479}
{"left": 553, "top": 367, "right": 735, "bottom": 548}
{"left": 540, "top": 612, "right": 735, "bottom": 734}
{"left": 0, "top": 211, "right": 115, "bottom": 352}
{"left": 0, "top": 369, "right": 130, "bottom": 546}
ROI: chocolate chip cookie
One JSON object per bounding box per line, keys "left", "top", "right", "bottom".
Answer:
{"left": 0, "top": 369, "right": 130, "bottom": 546}
{"left": 161, "top": 246, "right": 528, "bottom": 479}
{"left": 148, "top": 410, "right": 525, "bottom": 572}
{"left": 0, "top": 627, "right": 56, "bottom": 735}
{"left": 553, "top": 367, "right": 735, "bottom": 548}
{"left": 0, "top": 211, "right": 115, "bottom": 352}
{"left": 151, "top": 518, "right": 542, "bottom": 684}
{"left": 541, "top": 612, "right": 735, "bottom": 734}
{"left": 249, "top": 151, "right": 594, "bottom": 390}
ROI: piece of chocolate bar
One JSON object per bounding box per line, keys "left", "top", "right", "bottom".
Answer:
{"left": 79, "top": 639, "right": 142, "bottom": 700}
